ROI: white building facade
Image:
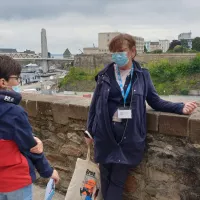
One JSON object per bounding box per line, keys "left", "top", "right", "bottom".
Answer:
{"left": 83, "top": 47, "right": 99, "bottom": 54}
{"left": 178, "top": 32, "right": 192, "bottom": 49}
{"left": 98, "top": 32, "right": 120, "bottom": 53}
{"left": 150, "top": 42, "right": 160, "bottom": 52}
{"left": 98, "top": 32, "right": 144, "bottom": 54}
{"left": 159, "top": 40, "right": 170, "bottom": 52}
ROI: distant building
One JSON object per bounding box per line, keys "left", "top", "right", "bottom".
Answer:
{"left": 21, "top": 63, "right": 40, "bottom": 85}
{"left": 0, "top": 48, "right": 17, "bottom": 53}
{"left": 133, "top": 36, "right": 144, "bottom": 55}
{"left": 98, "top": 32, "right": 144, "bottom": 54}
{"left": 150, "top": 42, "right": 161, "bottom": 52}
{"left": 178, "top": 32, "right": 192, "bottom": 40}
{"left": 145, "top": 41, "right": 151, "bottom": 52}
{"left": 0, "top": 48, "right": 41, "bottom": 58}
{"left": 63, "top": 48, "right": 72, "bottom": 58}
{"left": 23, "top": 49, "right": 35, "bottom": 54}
{"left": 48, "top": 52, "right": 51, "bottom": 58}
{"left": 178, "top": 32, "right": 192, "bottom": 49}
{"left": 159, "top": 40, "right": 170, "bottom": 52}
{"left": 83, "top": 47, "right": 99, "bottom": 54}
{"left": 98, "top": 32, "right": 120, "bottom": 54}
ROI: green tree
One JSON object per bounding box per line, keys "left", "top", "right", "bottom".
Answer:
{"left": 192, "top": 37, "right": 200, "bottom": 52}
{"left": 151, "top": 49, "right": 163, "bottom": 54}
{"left": 174, "top": 45, "right": 185, "bottom": 53}
{"left": 173, "top": 45, "right": 189, "bottom": 53}
{"left": 180, "top": 39, "right": 189, "bottom": 48}
{"left": 168, "top": 40, "right": 181, "bottom": 51}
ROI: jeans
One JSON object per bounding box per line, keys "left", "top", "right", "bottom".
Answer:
{"left": 0, "top": 184, "right": 32, "bottom": 200}
{"left": 99, "top": 164, "right": 130, "bottom": 200}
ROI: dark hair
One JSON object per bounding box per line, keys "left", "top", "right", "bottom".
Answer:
{"left": 0, "top": 55, "right": 21, "bottom": 81}
{"left": 109, "top": 33, "right": 136, "bottom": 52}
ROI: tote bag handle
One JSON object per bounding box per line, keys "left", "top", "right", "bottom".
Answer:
{"left": 86, "top": 145, "right": 91, "bottom": 161}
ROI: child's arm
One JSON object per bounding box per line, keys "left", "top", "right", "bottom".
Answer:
{"left": 13, "top": 110, "right": 37, "bottom": 151}
{"left": 13, "top": 110, "right": 59, "bottom": 182}
{"left": 30, "top": 136, "right": 44, "bottom": 154}
{"left": 24, "top": 151, "right": 54, "bottom": 178}
{"left": 23, "top": 151, "right": 60, "bottom": 183}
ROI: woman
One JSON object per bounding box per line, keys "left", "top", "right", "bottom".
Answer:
{"left": 85, "top": 33, "right": 197, "bottom": 200}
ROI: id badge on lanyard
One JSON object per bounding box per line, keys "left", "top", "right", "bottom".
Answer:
{"left": 116, "top": 64, "right": 134, "bottom": 119}
{"left": 118, "top": 107, "right": 132, "bottom": 119}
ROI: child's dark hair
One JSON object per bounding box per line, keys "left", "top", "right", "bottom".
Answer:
{"left": 0, "top": 55, "right": 21, "bottom": 81}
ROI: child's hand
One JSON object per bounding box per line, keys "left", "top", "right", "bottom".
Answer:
{"left": 30, "top": 137, "right": 43, "bottom": 154}
{"left": 51, "top": 169, "right": 60, "bottom": 184}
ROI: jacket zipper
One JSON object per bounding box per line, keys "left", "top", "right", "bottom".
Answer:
{"left": 118, "top": 73, "right": 138, "bottom": 145}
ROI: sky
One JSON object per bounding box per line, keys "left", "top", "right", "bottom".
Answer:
{"left": 0, "top": 0, "right": 200, "bottom": 54}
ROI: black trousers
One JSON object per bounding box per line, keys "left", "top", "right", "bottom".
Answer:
{"left": 99, "top": 163, "right": 130, "bottom": 200}
{"left": 99, "top": 121, "right": 130, "bottom": 200}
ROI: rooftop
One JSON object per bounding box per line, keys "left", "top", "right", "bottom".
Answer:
{"left": 150, "top": 42, "right": 159, "bottom": 45}
{"left": 0, "top": 48, "right": 17, "bottom": 53}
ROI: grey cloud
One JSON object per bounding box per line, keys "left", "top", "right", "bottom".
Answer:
{"left": 0, "top": 0, "right": 200, "bottom": 53}
{"left": 0, "top": 0, "right": 106, "bottom": 19}
{"left": 0, "top": 0, "right": 199, "bottom": 23}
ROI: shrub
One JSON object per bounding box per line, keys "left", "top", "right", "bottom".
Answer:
{"left": 59, "top": 55, "right": 200, "bottom": 95}
{"left": 59, "top": 66, "right": 103, "bottom": 88}
{"left": 180, "top": 89, "right": 189, "bottom": 95}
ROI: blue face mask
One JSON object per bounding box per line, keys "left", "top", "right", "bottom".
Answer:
{"left": 12, "top": 85, "right": 21, "bottom": 93}
{"left": 112, "top": 52, "right": 129, "bottom": 68}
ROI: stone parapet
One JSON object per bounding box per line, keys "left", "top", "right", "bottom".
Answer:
{"left": 74, "top": 53, "right": 197, "bottom": 68}
{"left": 21, "top": 94, "right": 200, "bottom": 199}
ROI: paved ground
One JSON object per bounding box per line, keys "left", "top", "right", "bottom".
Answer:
{"left": 33, "top": 185, "right": 65, "bottom": 200}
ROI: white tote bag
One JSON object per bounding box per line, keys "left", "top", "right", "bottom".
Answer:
{"left": 65, "top": 146, "right": 103, "bottom": 200}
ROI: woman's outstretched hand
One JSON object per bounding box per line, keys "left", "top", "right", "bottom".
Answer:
{"left": 182, "top": 101, "right": 197, "bottom": 115}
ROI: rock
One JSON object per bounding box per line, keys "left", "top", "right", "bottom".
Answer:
{"left": 67, "top": 132, "right": 82, "bottom": 144}
{"left": 145, "top": 185, "right": 157, "bottom": 196}
{"left": 57, "top": 132, "right": 67, "bottom": 140}
{"left": 43, "top": 139, "right": 57, "bottom": 150}
{"left": 69, "top": 123, "right": 85, "bottom": 131}
{"left": 60, "top": 144, "right": 82, "bottom": 157}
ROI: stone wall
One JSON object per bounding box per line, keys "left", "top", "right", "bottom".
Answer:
{"left": 135, "top": 53, "right": 196, "bottom": 64}
{"left": 21, "top": 94, "right": 200, "bottom": 199}
{"left": 14, "top": 53, "right": 197, "bottom": 69}
{"left": 74, "top": 53, "right": 197, "bottom": 68}
{"left": 74, "top": 54, "right": 112, "bottom": 68}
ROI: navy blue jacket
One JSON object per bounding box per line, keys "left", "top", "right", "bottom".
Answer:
{"left": 0, "top": 90, "right": 53, "bottom": 192}
{"left": 87, "top": 61, "right": 184, "bottom": 166}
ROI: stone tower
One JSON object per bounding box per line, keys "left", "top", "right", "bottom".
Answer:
{"left": 41, "top": 28, "right": 49, "bottom": 73}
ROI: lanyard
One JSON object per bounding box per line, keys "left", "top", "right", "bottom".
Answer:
{"left": 115, "top": 64, "right": 134, "bottom": 106}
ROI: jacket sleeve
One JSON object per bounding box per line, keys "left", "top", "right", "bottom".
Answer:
{"left": 86, "top": 81, "right": 100, "bottom": 138}
{"left": 145, "top": 70, "right": 184, "bottom": 114}
{"left": 14, "top": 110, "right": 53, "bottom": 178}
{"left": 13, "top": 110, "right": 37, "bottom": 151}
{"left": 23, "top": 152, "right": 53, "bottom": 178}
